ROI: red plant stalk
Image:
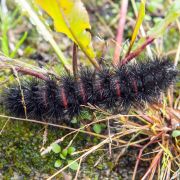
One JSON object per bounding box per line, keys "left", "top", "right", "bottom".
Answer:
{"left": 120, "top": 36, "right": 155, "bottom": 66}
{"left": 140, "top": 114, "right": 154, "bottom": 124}
{"left": 132, "top": 131, "right": 163, "bottom": 180}
{"left": 15, "top": 67, "right": 49, "bottom": 81}
{"left": 113, "top": 0, "right": 129, "bottom": 65}
{"left": 141, "top": 149, "right": 163, "bottom": 180}
{"left": 72, "top": 43, "right": 78, "bottom": 80}
{"left": 0, "top": 56, "right": 49, "bottom": 81}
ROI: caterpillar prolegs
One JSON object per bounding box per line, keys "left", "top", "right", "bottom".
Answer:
{"left": 3, "top": 58, "right": 178, "bottom": 124}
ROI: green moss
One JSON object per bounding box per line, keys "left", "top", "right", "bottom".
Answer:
{"left": 0, "top": 120, "right": 59, "bottom": 177}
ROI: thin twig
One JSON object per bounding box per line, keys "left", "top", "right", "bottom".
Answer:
{"left": 74, "top": 157, "right": 83, "bottom": 180}
{"left": 0, "top": 114, "right": 142, "bottom": 147}
{"left": 107, "top": 119, "right": 112, "bottom": 157}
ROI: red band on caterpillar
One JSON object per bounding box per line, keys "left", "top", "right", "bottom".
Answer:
{"left": 42, "top": 90, "right": 48, "bottom": 108}
{"left": 115, "top": 79, "right": 121, "bottom": 97}
{"left": 132, "top": 79, "right": 138, "bottom": 95}
{"left": 61, "top": 87, "right": 68, "bottom": 109}
{"left": 79, "top": 81, "right": 86, "bottom": 104}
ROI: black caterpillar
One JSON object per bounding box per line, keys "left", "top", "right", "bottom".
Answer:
{"left": 2, "top": 58, "right": 178, "bottom": 124}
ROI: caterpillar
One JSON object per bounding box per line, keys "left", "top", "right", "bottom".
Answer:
{"left": 2, "top": 58, "right": 178, "bottom": 124}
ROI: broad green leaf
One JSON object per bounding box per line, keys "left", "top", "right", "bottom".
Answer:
{"left": 148, "top": 1, "right": 180, "bottom": 37}
{"left": 80, "top": 110, "right": 92, "bottom": 120}
{"left": 54, "top": 159, "right": 62, "bottom": 168}
{"left": 60, "top": 154, "right": 66, "bottom": 160}
{"left": 93, "top": 124, "right": 102, "bottom": 134}
{"left": 68, "top": 160, "right": 79, "bottom": 171}
{"left": 51, "top": 143, "right": 61, "bottom": 153}
{"left": 67, "top": 147, "right": 76, "bottom": 155}
{"left": 71, "top": 117, "right": 78, "bottom": 124}
{"left": 35, "top": 0, "right": 95, "bottom": 61}
{"left": 60, "top": 149, "right": 68, "bottom": 159}
{"left": 62, "top": 149, "right": 68, "bottom": 157}
{"left": 172, "top": 130, "right": 180, "bottom": 138}
{"left": 127, "top": 0, "right": 146, "bottom": 54}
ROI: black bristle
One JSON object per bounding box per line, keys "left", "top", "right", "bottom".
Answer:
{"left": 2, "top": 58, "right": 178, "bottom": 124}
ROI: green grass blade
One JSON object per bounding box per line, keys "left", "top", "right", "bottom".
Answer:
{"left": 10, "top": 32, "right": 28, "bottom": 58}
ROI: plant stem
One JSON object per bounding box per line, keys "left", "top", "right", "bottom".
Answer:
{"left": 72, "top": 43, "right": 78, "bottom": 80}
{"left": 15, "top": 67, "right": 49, "bottom": 81}
{"left": 120, "top": 36, "right": 154, "bottom": 66}
{"left": 113, "top": 0, "right": 128, "bottom": 65}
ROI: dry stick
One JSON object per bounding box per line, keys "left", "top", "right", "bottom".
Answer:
{"left": 107, "top": 119, "right": 112, "bottom": 157}
{"left": 132, "top": 131, "right": 163, "bottom": 180}
{"left": 74, "top": 157, "right": 83, "bottom": 180}
{"left": 72, "top": 43, "right": 78, "bottom": 80}
{"left": 113, "top": 0, "right": 128, "bottom": 65}
{"left": 120, "top": 36, "right": 155, "bottom": 66}
{"left": 73, "top": 137, "right": 149, "bottom": 157}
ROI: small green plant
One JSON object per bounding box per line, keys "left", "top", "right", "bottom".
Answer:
{"left": 51, "top": 143, "right": 78, "bottom": 170}
{"left": 93, "top": 123, "right": 106, "bottom": 134}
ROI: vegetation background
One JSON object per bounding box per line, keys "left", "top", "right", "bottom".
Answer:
{"left": 0, "top": 0, "right": 179, "bottom": 179}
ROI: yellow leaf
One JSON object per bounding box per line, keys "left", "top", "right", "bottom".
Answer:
{"left": 127, "top": 0, "right": 146, "bottom": 55}
{"left": 35, "top": 0, "right": 95, "bottom": 60}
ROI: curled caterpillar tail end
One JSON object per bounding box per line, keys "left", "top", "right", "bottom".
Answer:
{"left": 2, "top": 58, "right": 178, "bottom": 124}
